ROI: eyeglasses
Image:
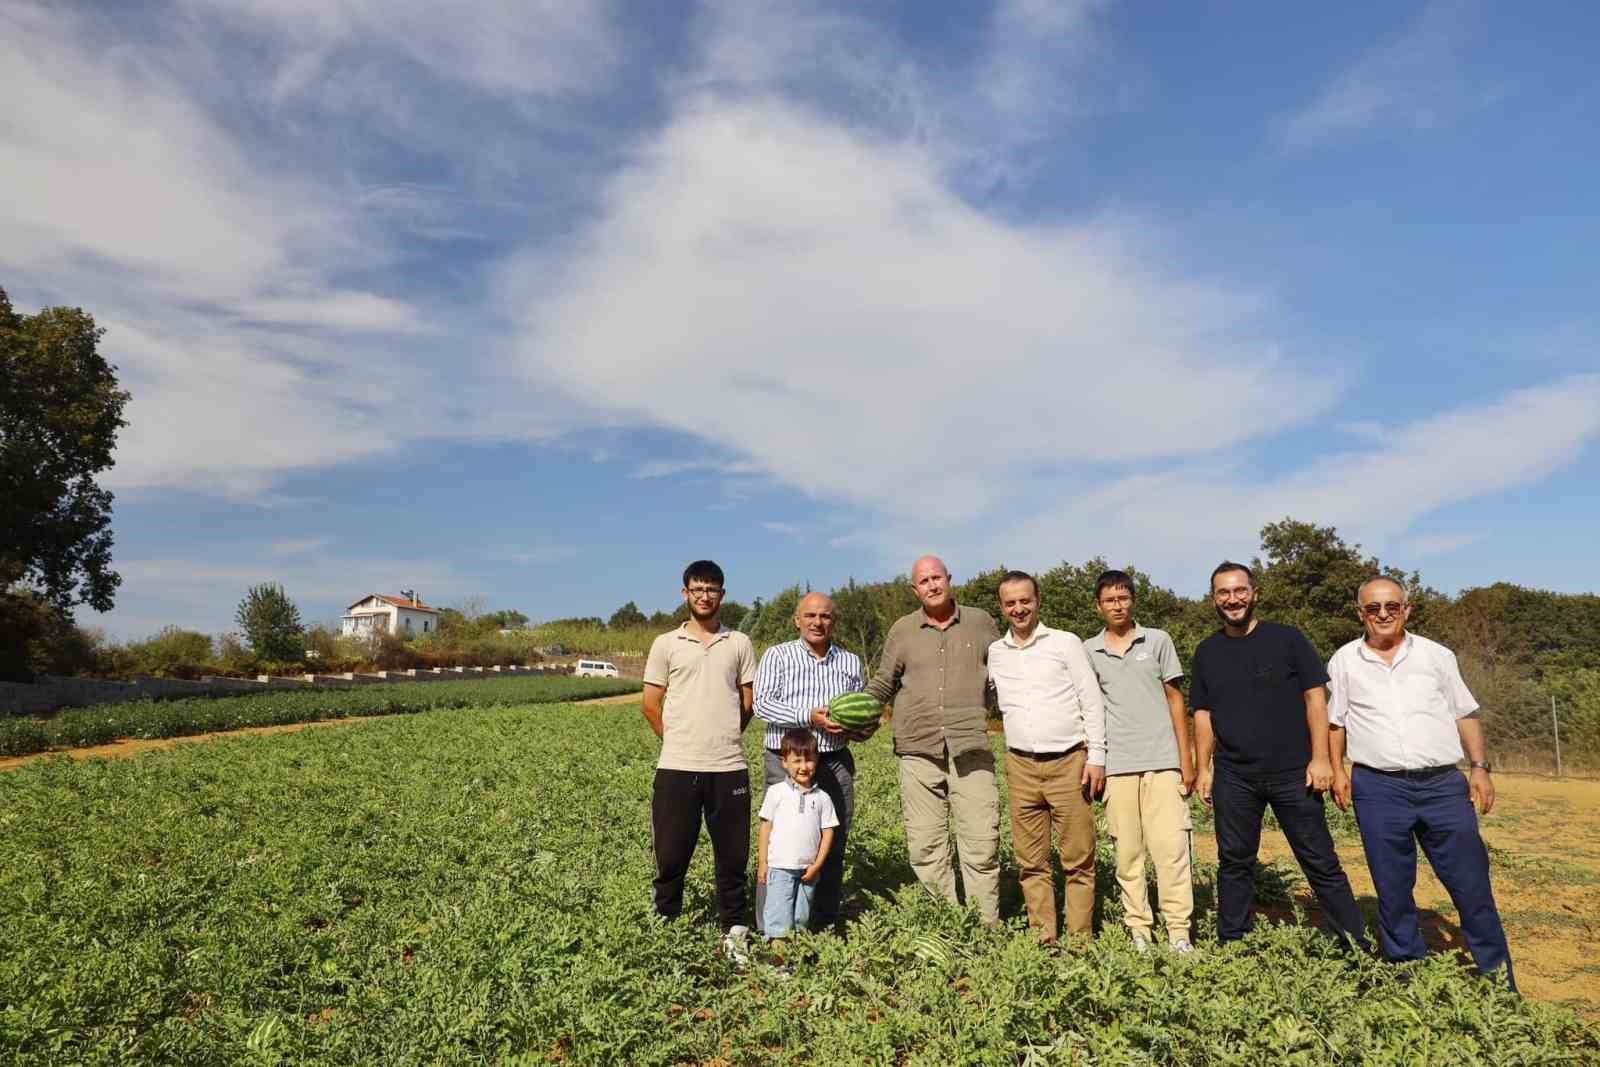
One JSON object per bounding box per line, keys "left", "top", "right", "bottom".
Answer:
{"left": 1213, "top": 590, "right": 1252, "bottom": 602}
{"left": 686, "top": 586, "right": 724, "bottom": 599}
{"left": 1099, "top": 595, "right": 1132, "bottom": 607}
{"left": 1361, "top": 602, "right": 1407, "bottom": 618}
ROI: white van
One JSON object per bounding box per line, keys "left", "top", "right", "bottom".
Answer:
{"left": 574, "top": 659, "right": 620, "bottom": 678}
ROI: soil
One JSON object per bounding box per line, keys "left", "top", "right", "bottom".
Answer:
{"left": 0, "top": 690, "right": 643, "bottom": 773}
{"left": 1192, "top": 773, "right": 1600, "bottom": 1017}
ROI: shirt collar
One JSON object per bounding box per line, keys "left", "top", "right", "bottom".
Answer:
{"left": 919, "top": 604, "right": 963, "bottom": 629}
{"left": 674, "top": 621, "right": 728, "bottom": 645}
{"left": 793, "top": 638, "right": 838, "bottom": 663}
{"left": 1356, "top": 631, "right": 1413, "bottom": 664}
{"left": 1087, "top": 624, "right": 1144, "bottom": 653}
{"left": 1002, "top": 623, "right": 1056, "bottom": 649}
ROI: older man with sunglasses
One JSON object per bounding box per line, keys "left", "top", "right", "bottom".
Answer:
{"left": 1327, "top": 576, "right": 1515, "bottom": 989}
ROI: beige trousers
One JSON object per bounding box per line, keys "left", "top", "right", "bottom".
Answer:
{"left": 898, "top": 747, "right": 1001, "bottom": 924}
{"left": 1006, "top": 748, "right": 1097, "bottom": 940}
{"left": 1104, "top": 769, "right": 1194, "bottom": 944}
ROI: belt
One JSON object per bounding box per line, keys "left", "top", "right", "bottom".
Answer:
{"left": 1356, "top": 763, "right": 1458, "bottom": 780}
{"left": 1007, "top": 742, "right": 1085, "bottom": 760}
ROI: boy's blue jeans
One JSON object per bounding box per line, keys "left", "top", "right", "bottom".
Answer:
{"left": 763, "top": 868, "right": 815, "bottom": 938}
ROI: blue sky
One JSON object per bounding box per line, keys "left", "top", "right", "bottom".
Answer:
{"left": 4, "top": 0, "right": 1598, "bottom": 638}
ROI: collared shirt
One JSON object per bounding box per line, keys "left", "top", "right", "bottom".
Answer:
{"left": 758, "top": 775, "right": 840, "bottom": 869}
{"left": 1084, "top": 625, "right": 1184, "bottom": 775}
{"left": 754, "top": 639, "right": 865, "bottom": 754}
{"left": 1327, "top": 632, "right": 1477, "bottom": 771}
{"left": 866, "top": 604, "right": 1000, "bottom": 760}
{"left": 988, "top": 624, "right": 1107, "bottom": 763}
{"left": 643, "top": 623, "right": 757, "bottom": 773}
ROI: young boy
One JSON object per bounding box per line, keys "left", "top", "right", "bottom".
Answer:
{"left": 757, "top": 728, "right": 840, "bottom": 939}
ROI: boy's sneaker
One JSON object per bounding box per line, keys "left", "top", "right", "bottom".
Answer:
{"left": 721, "top": 925, "right": 751, "bottom": 969}
{"left": 1130, "top": 933, "right": 1150, "bottom": 954}
{"left": 1169, "top": 938, "right": 1194, "bottom": 955}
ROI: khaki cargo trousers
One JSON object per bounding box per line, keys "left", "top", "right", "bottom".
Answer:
{"left": 1103, "top": 768, "right": 1194, "bottom": 945}
{"left": 1006, "top": 747, "right": 1097, "bottom": 941}
{"left": 897, "top": 747, "right": 1001, "bottom": 925}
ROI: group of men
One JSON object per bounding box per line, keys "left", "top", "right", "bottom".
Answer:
{"left": 640, "top": 556, "right": 1513, "bottom": 988}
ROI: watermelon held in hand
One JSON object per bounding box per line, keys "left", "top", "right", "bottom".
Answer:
{"left": 828, "top": 691, "right": 883, "bottom": 728}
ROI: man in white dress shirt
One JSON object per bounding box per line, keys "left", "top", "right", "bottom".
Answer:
{"left": 988, "top": 570, "right": 1107, "bottom": 942}
{"left": 1328, "top": 576, "right": 1514, "bottom": 989}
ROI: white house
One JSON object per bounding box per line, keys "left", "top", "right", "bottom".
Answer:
{"left": 342, "top": 591, "right": 441, "bottom": 637}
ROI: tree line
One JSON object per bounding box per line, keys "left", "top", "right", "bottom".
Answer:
{"left": 729, "top": 519, "right": 1600, "bottom": 763}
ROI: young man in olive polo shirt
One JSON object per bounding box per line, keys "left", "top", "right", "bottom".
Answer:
{"left": 642, "top": 560, "right": 758, "bottom": 958}
{"left": 865, "top": 555, "right": 1003, "bottom": 925}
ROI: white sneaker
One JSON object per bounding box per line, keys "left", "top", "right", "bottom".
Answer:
{"left": 1130, "top": 933, "right": 1150, "bottom": 954}
{"left": 1169, "top": 938, "right": 1194, "bottom": 955}
{"left": 721, "top": 925, "right": 751, "bottom": 968}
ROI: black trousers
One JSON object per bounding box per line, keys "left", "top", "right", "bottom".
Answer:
{"left": 1212, "top": 762, "right": 1369, "bottom": 947}
{"left": 651, "top": 768, "right": 750, "bottom": 931}
{"left": 755, "top": 748, "right": 856, "bottom": 933}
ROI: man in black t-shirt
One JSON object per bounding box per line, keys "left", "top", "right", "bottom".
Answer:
{"left": 1190, "top": 561, "right": 1369, "bottom": 948}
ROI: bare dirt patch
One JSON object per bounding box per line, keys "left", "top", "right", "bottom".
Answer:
{"left": 0, "top": 691, "right": 643, "bottom": 773}
{"left": 1193, "top": 772, "right": 1600, "bottom": 1016}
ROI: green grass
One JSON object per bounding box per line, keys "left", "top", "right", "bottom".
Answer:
{"left": 0, "top": 704, "right": 1593, "bottom": 1065}
{"left": 0, "top": 675, "right": 641, "bottom": 757}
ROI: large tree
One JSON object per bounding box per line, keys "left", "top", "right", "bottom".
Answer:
{"left": 1, "top": 287, "right": 130, "bottom": 680}
{"left": 235, "top": 583, "right": 305, "bottom": 661}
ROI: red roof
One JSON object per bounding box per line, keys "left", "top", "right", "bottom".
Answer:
{"left": 345, "top": 593, "right": 440, "bottom": 614}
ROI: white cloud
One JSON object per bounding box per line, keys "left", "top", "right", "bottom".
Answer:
{"left": 628, "top": 458, "right": 762, "bottom": 480}
{"left": 504, "top": 97, "right": 1326, "bottom": 523}
{"left": 267, "top": 537, "right": 334, "bottom": 557}
{"left": 1274, "top": 0, "right": 1500, "bottom": 153}
{"left": 1403, "top": 532, "right": 1485, "bottom": 558}
{"left": 1, "top": 1, "right": 608, "bottom": 498}
{"left": 762, "top": 521, "right": 809, "bottom": 542}
{"left": 967, "top": 375, "right": 1600, "bottom": 588}
{"left": 185, "top": 0, "right": 624, "bottom": 100}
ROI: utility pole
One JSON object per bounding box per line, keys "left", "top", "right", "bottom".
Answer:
{"left": 1552, "top": 695, "right": 1563, "bottom": 778}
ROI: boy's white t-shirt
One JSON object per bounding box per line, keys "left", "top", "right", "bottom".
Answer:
{"left": 759, "top": 777, "right": 839, "bottom": 869}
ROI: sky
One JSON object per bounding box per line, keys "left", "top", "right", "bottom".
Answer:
{"left": 4, "top": 0, "right": 1598, "bottom": 639}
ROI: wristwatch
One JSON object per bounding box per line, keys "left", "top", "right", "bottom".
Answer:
{"left": 1468, "top": 760, "right": 1492, "bottom": 772}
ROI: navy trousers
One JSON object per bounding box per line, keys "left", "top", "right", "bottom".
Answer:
{"left": 1212, "top": 762, "right": 1369, "bottom": 947}
{"left": 1351, "top": 764, "right": 1515, "bottom": 989}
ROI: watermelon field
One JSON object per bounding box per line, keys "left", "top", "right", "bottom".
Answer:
{"left": 3, "top": 697, "right": 1597, "bottom": 1065}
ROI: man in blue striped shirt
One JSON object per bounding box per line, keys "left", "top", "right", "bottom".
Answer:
{"left": 753, "top": 591, "right": 873, "bottom": 932}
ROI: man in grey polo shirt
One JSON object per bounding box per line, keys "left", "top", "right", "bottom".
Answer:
{"left": 642, "top": 560, "right": 758, "bottom": 959}
{"left": 866, "top": 555, "right": 1003, "bottom": 925}
{"left": 1084, "top": 569, "right": 1196, "bottom": 952}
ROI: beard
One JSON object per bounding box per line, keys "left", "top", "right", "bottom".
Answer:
{"left": 1215, "top": 601, "right": 1255, "bottom": 629}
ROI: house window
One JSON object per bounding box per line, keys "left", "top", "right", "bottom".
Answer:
{"left": 405, "top": 617, "right": 413, "bottom": 631}
{"left": 423, "top": 621, "right": 430, "bottom": 632}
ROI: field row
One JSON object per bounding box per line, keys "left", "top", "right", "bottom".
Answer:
{"left": 0, "top": 674, "right": 641, "bottom": 758}
{"left": 2, "top": 697, "right": 1595, "bottom": 1064}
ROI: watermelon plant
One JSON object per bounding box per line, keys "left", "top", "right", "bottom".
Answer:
{"left": 0, "top": 697, "right": 1593, "bottom": 1064}
{"left": 0, "top": 674, "right": 641, "bottom": 757}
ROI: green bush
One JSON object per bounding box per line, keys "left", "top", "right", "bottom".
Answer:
{"left": 124, "top": 626, "right": 216, "bottom": 679}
